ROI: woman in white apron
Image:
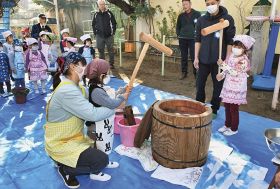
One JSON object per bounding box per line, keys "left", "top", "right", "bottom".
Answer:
{"left": 45, "top": 52, "right": 118, "bottom": 188}
{"left": 84, "top": 58, "right": 130, "bottom": 155}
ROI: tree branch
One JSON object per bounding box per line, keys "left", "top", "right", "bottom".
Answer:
{"left": 107, "top": 0, "right": 139, "bottom": 15}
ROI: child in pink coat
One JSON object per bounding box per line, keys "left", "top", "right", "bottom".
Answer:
{"left": 25, "top": 38, "right": 48, "bottom": 94}
{"left": 216, "top": 35, "right": 255, "bottom": 136}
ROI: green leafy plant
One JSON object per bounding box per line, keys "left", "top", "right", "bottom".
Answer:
{"left": 156, "top": 6, "right": 179, "bottom": 41}
{"left": 130, "top": 2, "right": 162, "bottom": 36}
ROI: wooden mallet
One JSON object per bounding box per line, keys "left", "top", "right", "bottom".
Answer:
{"left": 122, "top": 32, "right": 173, "bottom": 125}
{"left": 201, "top": 19, "right": 230, "bottom": 73}
{"left": 126, "top": 32, "right": 173, "bottom": 93}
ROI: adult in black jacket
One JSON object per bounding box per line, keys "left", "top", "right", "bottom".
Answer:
{"left": 92, "top": 0, "right": 117, "bottom": 69}
{"left": 31, "top": 14, "right": 52, "bottom": 40}
{"left": 194, "top": 0, "right": 236, "bottom": 118}
{"left": 176, "top": 0, "right": 201, "bottom": 79}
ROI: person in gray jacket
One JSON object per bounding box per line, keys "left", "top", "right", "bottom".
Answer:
{"left": 176, "top": 0, "right": 201, "bottom": 79}
{"left": 92, "top": 0, "right": 117, "bottom": 69}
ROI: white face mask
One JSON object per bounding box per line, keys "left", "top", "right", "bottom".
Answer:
{"left": 74, "top": 65, "right": 86, "bottom": 81}
{"left": 15, "top": 46, "right": 23, "bottom": 52}
{"left": 232, "top": 48, "right": 243, "bottom": 56}
{"left": 207, "top": 4, "right": 218, "bottom": 14}
{"left": 103, "top": 75, "right": 111, "bottom": 85}
{"left": 32, "top": 45, "right": 39, "bottom": 51}
{"left": 0, "top": 47, "right": 3, "bottom": 52}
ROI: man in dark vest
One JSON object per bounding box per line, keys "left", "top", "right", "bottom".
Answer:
{"left": 176, "top": 0, "right": 201, "bottom": 79}
{"left": 31, "top": 14, "right": 52, "bottom": 40}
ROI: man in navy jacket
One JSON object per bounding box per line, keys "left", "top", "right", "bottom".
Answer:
{"left": 31, "top": 14, "right": 52, "bottom": 40}
{"left": 194, "top": 0, "right": 236, "bottom": 118}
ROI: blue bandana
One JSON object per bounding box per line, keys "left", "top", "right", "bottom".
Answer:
{"left": 63, "top": 52, "right": 84, "bottom": 74}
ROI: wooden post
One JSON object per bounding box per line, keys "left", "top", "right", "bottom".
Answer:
{"left": 119, "top": 39, "right": 122, "bottom": 67}
{"left": 161, "top": 35, "right": 166, "bottom": 76}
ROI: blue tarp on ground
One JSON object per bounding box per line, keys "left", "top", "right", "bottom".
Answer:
{"left": 0, "top": 78, "right": 279, "bottom": 189}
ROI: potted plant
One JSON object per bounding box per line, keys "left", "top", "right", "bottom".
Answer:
{"left": 11, "top": 87, "right": 30, "bottom": 104}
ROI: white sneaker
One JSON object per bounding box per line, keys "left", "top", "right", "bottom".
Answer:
{"left": 218, "top": 126, "right": 229, "bottom": 133}
{"left": 223, "top": 129, "right": 238, "bottom": 136}
{"left": 90, "top": 172, "right": 111, "bottom": 181}
{"left": 8, "top": 92, "right": 13, "bottom": 96}
{"left": 35, "top": 90, "right": 39, "bottom": 94}
{"left": 1, "top": 92, "right": 8, "bottom": 97}
{"left": 107, "top": 161, "right": 119, "bottom": 168}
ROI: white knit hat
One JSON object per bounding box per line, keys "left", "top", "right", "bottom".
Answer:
{"left": 80, "top": 34, "right": 91, "bottom": 42}
{"left": 26, "top": 38, "right": 38, "bottom": 46}
{"left": 60, "top": 28, "right": 70, "bottom": 35}
{"left": 1, "top": 30, "right": 13, "bottom": 39}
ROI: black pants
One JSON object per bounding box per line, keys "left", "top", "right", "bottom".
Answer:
{"left": 179, "top": 38, "right": 195, "bottom": 74}
{"left": 196, "top": 63, "right": 224, "bottom": 114}
{"left": 59, "top": 147, "right": 109, "bottom": 176}
{"left": 0, "top": 81, "right": 11, "bottom": 94}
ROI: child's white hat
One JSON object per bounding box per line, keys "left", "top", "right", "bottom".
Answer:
{"left": 60, "top": 28, "right": 70, "bottom": 35}
{"left": 1, "top": 30, "right": 13, "bottom": 39}
{"left": 39, "top": 31, "right": 47, "bottom": 37}
{"left": 40, "top": 31, "right": 54, "bottom": 37}
{"left": 26, "top": 38, "right": 38, "bottom": 46}
{"left": 80, "top": 34, "right": 91, "bottom": 42}
{"left": 233, "top": 35, "right": 256, "bottom": 50}
{"left": 65, "top": 37, "right": 77, "bottom": 43}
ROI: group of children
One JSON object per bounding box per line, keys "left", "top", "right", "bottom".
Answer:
{"left": 0, "top": 28, "right": 96, "bottom": 96}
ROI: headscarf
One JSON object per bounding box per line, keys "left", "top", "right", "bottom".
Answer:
{"left": 63, "top": 52, "right": 85, "bottom": 74}
{"left": 233, "top": 35, "right": 256, "bottom": 50}
{"left": 84, "top": 58, "right": 110, "bottom": 79}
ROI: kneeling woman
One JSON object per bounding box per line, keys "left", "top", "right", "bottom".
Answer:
{"left": 44, "top": 52, "right": 115, "bottom": 189}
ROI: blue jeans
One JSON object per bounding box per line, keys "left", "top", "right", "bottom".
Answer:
{"left": 14, "top": 78, "right": 25, "bottom": 88}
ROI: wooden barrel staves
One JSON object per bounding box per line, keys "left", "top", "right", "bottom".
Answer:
{"left": 151, "top": 99, "right": 212, "bottom": 169}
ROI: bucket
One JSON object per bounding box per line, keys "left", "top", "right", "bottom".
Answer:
{"left": 15, "top": 95, "right": 27, "bottom": 104}
{"left": 152, "top": 99, "right": 212, "bottom": 169}
{"left": 118, "top": 118, "right": 141, "bottom": 147}
{"left": 114, "top": 114, "right": 123, "bottom": 134}
{"left": 12, "top": 87, "right": 29, "bottom": 104}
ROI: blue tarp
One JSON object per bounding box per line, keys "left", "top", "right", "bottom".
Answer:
{"left": 0, "top": 78, "right": 279, "bottom": 189}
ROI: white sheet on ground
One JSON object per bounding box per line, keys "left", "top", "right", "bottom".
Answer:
{"left": 114, "top": 141, "right": 158, "bottom": 172}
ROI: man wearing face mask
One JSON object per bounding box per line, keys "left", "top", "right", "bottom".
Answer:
{"left": 31, "top": 14, "right": 52, "bottom": 40}
{"left": 194, "top": 0, "right": 236, "bottom": 118}
{"left": 176, "top": 0, "right": 201, "bottom": 79}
